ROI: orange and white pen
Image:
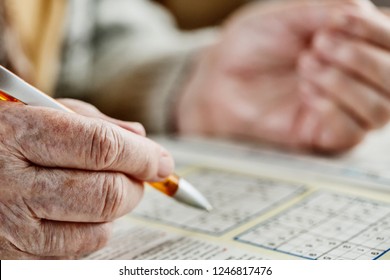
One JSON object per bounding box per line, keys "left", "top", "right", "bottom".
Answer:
{"left": 0, "top": 65, "right": 213, "bottom": 211}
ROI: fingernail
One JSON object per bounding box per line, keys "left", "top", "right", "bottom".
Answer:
{"left": 157, "top": 150, "right": 174, "bottom": 180}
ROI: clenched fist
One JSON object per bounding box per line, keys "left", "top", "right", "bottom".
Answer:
{"left": 178, "top": 0, "right": 390, "bottom": 153}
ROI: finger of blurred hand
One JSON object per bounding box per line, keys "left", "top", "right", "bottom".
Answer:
{"left": 298, "top": 81, "right": 365, "bottom": 153}
{"left": 313, "top": 31, "right": 390, "bottom": 96}
{"left": 57, "top": 98, "right": 146, "bottom": 136}
{"left": 330, "top": 6, "right": 390, "bottom": 50}
{"left": 298, "top": 52, "right": 390, "bottom": 129}
{"left": 23, "top": 169, "right": 143, "bottom": 222}
{"left": 251, "top": 0, "right": 366, "bottom": 37}
{"left": 1, "top": 103, "right": 174, "bottom": 182}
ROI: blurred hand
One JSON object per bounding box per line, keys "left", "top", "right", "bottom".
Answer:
{"left": 0, "top": 99, "right": 174, "bottom": 259}
{"left": 177, "top": 0, "right": 389, "bottom": 153}
{"left": 305, "top": 4, "right": 390, "bottom": 135}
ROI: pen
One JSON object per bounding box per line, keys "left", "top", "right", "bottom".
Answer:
{"left": 0, "top": 66, "right": 213, "bottom": 211}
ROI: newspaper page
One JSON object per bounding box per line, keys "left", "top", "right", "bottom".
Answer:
{"left": 86, "top": 131, "right": 390, "bottom": 260}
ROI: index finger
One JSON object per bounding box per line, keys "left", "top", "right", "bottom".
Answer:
{"left": 5, "top": 103, "right": 174, "bottom": 182}
{"left": 247, "top": 0, "right": 364, "bottom": 36}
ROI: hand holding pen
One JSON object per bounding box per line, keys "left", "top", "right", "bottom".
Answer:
{"left": 0, "top": 66, "right": 211, "bottom": 259}
{"left": 0, "top": 66, "right": 212, "bottom": 211}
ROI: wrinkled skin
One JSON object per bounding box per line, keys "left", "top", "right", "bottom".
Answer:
{"left": 178, "top": 0, "right": 390, "bottom": 153}
{"left": 0, "top": 99, "right": 174, "bottom": 259}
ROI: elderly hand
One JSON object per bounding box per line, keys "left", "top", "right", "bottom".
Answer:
{"left": 177, "top": 0, "right": 389, "bottom": 153}
{"left": 0, "top": 99, "right": 174, "bottom": 259}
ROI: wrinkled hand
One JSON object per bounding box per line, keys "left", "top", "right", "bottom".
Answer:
{"left": 0, "top": 99, "right": 174, "bottom": 259}
{"left": 178, "top": 0, "right": 390, "bottom": 153}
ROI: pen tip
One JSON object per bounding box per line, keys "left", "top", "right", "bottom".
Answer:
{"left": 175, "top": 178, "right": 214, "bottom": 212}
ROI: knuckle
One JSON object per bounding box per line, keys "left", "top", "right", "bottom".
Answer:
{"left": 345, "top": 13, "right": 366, "bottom": 37}
{"left": 91, "top": 223, "right": 112, "bottom": 252}
{"left": 130, "top": 140, "right": 160, "bottom": 180}
{"left": 71, "top": 223, "right": 112, "bottom": 257}
{"left": 89, "top": 123, "right": 123, "bottom": 169}
{"left": 99, "top": 174, "right": 125, "bottom": 220}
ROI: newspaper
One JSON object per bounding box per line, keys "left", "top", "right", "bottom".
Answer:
{"left": 86, "top": 132, "right": 390, "bottom": 260}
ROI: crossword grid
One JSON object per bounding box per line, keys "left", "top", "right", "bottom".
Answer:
{"left": 134, "top": 168, "right": 306, "bottom": 235}
{"left": 236, "top": 192, "right": 390, "bottom": 259}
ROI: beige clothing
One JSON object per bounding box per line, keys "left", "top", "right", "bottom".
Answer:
{"left": 5, "top": 0, "right": 66, "bottom": 94}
